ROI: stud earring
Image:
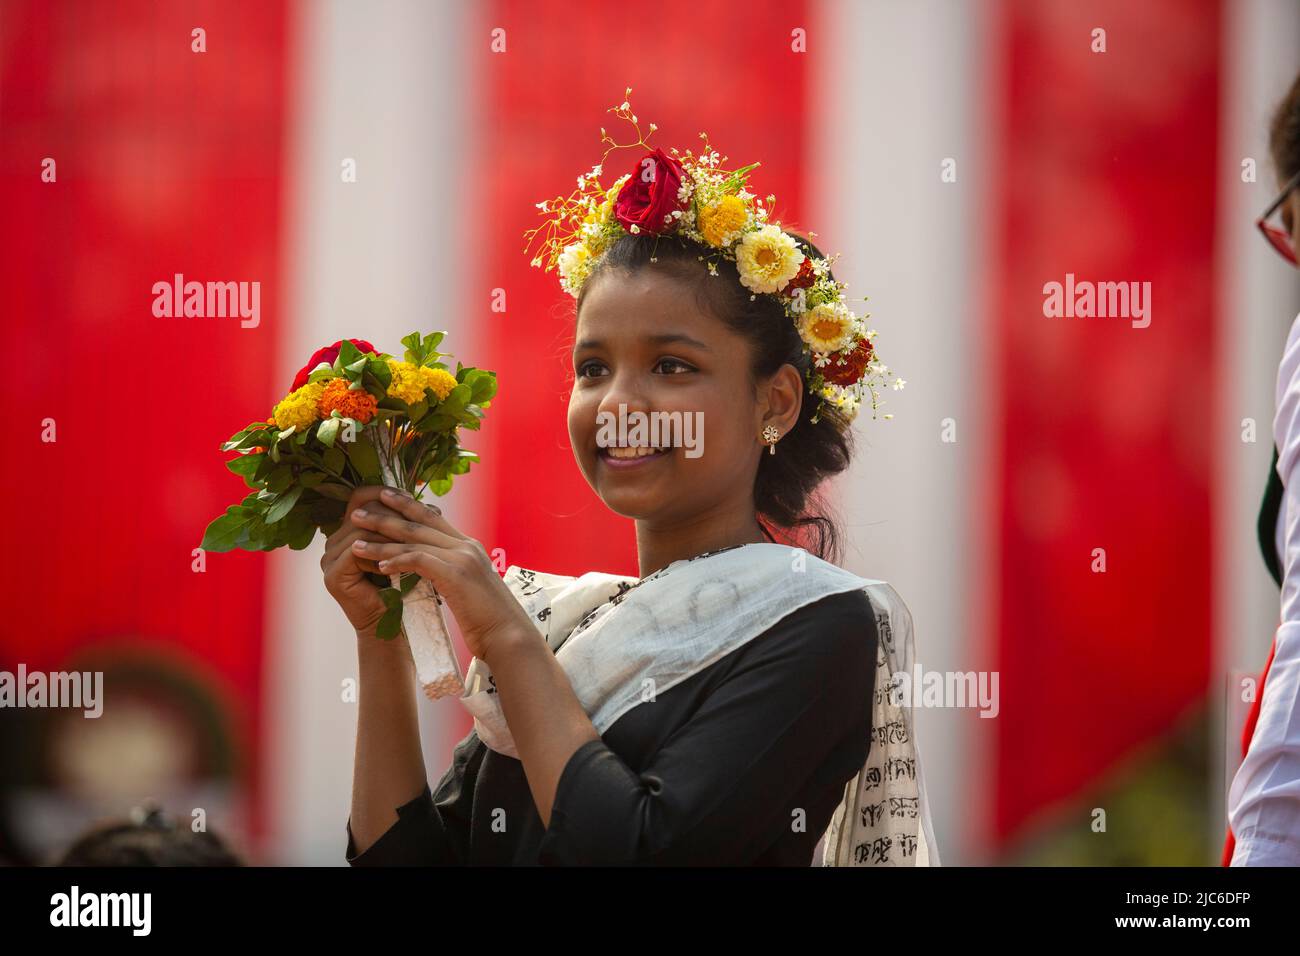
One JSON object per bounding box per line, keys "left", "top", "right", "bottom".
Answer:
{"left": 761, "top": 425, "right": 780, "bottom": 455}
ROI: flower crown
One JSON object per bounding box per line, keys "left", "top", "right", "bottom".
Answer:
{"left": 522, "top": 89, "right": 904, "bottom": 425}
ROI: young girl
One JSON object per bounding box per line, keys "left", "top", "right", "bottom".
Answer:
{"left": 320, "top": 114, "right": 938, "bottom": 866}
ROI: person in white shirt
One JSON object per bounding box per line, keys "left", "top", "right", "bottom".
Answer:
{"left": 1226, "top": 70, "right": 1300, "bottom": 866}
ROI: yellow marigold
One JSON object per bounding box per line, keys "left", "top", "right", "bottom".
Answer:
{"left": 425, "top": 367, "right": 457, "bottom": 401}
{"left": 698, "top": 195, "right": 749, "bottom": 246}
{"left": 386, "top": 359, "right": 427, "bottom": 404}
{"left": 385, "top": 359, "right": 458, "bottom": 405}
{"left": 272, "top": 381, "right": 326, "bottom": 431}
{"left": 318, "top": 377, "right": 378, "bottom": 424}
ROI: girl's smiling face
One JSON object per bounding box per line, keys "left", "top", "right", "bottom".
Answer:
{"left": 567, "top": 267, "right": 797, "bottom": 527}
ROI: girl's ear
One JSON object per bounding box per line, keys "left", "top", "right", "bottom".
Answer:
{"left": 759, "top": 363, "right": 803, "bottom": 435}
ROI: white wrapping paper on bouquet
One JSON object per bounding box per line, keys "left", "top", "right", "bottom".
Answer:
{"left": 366, "top": 424, "right": 464, "bottom": 700}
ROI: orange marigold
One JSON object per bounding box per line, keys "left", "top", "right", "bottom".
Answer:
{"left": 318, "top": 378, "right": 379, "bottom": 424}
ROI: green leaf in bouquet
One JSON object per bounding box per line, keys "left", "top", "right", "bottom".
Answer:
{"left": 416, "top": 412, "right": 455, "bottom": 433}
{"left": 401, "top": 330, "right": 447, "bottom": 367}
{"left": 276, "top": 425, "right": 297, "bottom": 441}
{"left": 282, "top": 505, "right": 318, "bottom": 550}
{"left": 221, "top": 424, "right": 267, "bottom": 451}
{"left": 221, "top": 428, "right": 252, "bottom": 450}
{"left": 400, "top": 331, "right": 422, "bottom": 365}
{"left": 429, "top": 477, "right": 453, "bottom": 496}
{"left": 265, "top": 465, "right": 294, "bottom": 494}
{"left": 307, "top": 366, "right": 338, "bottom": 385}
{"left": 265, "top": 484, "right": 303, "bottom": 524}
{"left": 253, "top": 454, "right": 277, "bottom": 482}
{"left": 459, "top": 405, "right": 485, "bottom": 429}
{"left": 375, "top": 606, "right": 403, "bottom": 640}
{"left": 462, "top": 369, "right": 498, "bottom": 404}
{"left": 225, "top": 454, "right": 263, "bottom": 478}
{"left": 233, "top": 429, "right": 274, "bottom": 450}
{"left": 300, "top": 470, "right": 327, "bottom": 488}
{"left": 375, "top": 586, "right": 405, "bottom": 640}
{"left": 200, "top": 508, "right": 258, "bottom": 552}
{"left": 399, "top": 571, "right": 420, "bottom": 595}
{"left": 368, "top": 356, "right": 393, "bottom": 390}
{"left": 317, "top": 417, "right": 342, "bottom": 447}
{"left": 337, "top": 339, "right": 364, "bottom": 369}
{"left": 343, "top": 429, "right": 382, "bottom": 482}
{"left": 322, "top": 445, "right": 347, "bottom": 476}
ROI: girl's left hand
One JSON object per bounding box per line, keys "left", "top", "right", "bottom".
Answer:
{"left": 348, "top": 487, "right": 536, "bottom": 664}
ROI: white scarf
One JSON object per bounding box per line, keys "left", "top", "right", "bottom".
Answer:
{"left": 457, "top": 541, "right": 940, "bottom": 866}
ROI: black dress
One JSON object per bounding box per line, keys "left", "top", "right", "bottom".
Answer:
{"left": 345, "top": 587, "right": 879, "bottom": 866}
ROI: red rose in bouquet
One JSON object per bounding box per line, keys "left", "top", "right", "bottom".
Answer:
{"left": 290, "top": 338, "right": 377, "bottom": 391}
{"left": 613, "top": 147, "right": 688, "bottom": 236}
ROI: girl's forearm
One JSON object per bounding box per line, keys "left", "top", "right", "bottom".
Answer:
{"left": 349, "top": 627, "right": 428, "bottom": 853}
{"left": 485, "top": 629, "right": 601, "bottom": 827}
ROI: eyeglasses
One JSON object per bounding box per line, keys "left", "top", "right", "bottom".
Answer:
{"left": 1258, "top": 168, "right": 1300, "bottom": 266}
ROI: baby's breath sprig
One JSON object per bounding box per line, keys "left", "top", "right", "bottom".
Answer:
{"left": 524, "top": 87, "right": 660, "bottom": 272}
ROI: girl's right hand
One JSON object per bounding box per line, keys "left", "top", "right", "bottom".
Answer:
{"left": 321, "top": 485, "right": 405, "bottom": 635}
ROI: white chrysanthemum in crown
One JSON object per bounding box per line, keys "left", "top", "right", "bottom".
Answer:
{"left": 523, "top": 89, "right": 904, "bottom": 425}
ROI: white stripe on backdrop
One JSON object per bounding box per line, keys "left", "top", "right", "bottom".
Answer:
{"left": 1215, "top": 0, "right": 1300, "bottom": 856}
{"left": 266, "top": 0, "right": 480, "bottom": 865}
{"left": 812, "top": 0, "right": 984, "bottom": 863}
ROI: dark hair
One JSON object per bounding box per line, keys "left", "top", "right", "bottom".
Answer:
{"left": 55, "top": 806, "right": 244, "bottom": 866}
{"left": 1270, "top": 70, "right": 1300, "bottom": 181}
{"left": 576, "top": 231, "right": 854, "bottom": 564}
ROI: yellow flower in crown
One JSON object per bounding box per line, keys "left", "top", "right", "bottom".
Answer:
{"left": 798, "top": 301, "right": 857, "bottom": 353}
{"left": 557, "top": 240, "right": 597, "bottom": 295}
{"left": 584, "top": 176, "right": 629, "bottom": 228}
{"left": 735, "top": 224, "right": 804, "bottom": 294}
{"left": 698, "top": 194, "right": 749, "bottom": 246}
{"left": 521, "top": 88, "right": 905, "bottom": 425}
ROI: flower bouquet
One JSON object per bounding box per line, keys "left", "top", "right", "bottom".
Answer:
{"left": 200, "top": 332, "right": 497, "bottom": 700}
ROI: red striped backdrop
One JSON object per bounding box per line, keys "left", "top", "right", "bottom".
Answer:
{"left": 986, "top": 0, "right": 1222, "bottom": 847}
